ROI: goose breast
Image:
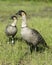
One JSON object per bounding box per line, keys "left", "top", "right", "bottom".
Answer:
{"left": 21, "top": 27, "right": 38, "bottom": 45}
{"left": 5, "top": 25, "right": 17, "bottom": 36}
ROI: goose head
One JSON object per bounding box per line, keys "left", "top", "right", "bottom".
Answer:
{"left": 11, "top": 15, "right": 17, "bottom": 20}
{"left": 11, "top": 15, "right": 17, "bottom": 26}
{"left": 16, "top": 10, "right": 26, "bottom": 16}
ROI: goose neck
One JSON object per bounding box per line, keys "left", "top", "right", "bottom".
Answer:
{"left": 21, "top": 15, "right": 27, "bottom": 28}
{"left": 11, "top": 19, "right": 17, "bottom": 26}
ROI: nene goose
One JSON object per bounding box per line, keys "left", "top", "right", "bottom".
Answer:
{"left": 5, "top": 16, "right": 17, "bottom": 44}
{"left": 16, "top": 10, "right": 49, "bottom": 53}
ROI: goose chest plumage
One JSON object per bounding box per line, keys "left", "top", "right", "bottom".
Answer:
{"left": 21, "top": 27, "right": 38, "bottom": 45}
{"left": 6, "top": 25, "right": 17, "bottom": 36}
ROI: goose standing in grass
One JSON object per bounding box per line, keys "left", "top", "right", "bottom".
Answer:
{"left": 16, "top": 10, "right": 49, "bottom": 53}
{"left": 5, "top": 16, "right": 17, "bottom": 44}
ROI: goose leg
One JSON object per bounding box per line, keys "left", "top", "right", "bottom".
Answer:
{"left": 7, "top": 37, "right": 11, "bottom": 44}
{"left": 30, "top": 45, "right": 33, "bottom": 53}
{"left": 30, "top": 45, "right": 35, "bottom": 53}
{"left": 30, "top": 44, "right": 39, "bottom": 53}
{"left": 35, "top": 44, "right": 39, "bottom": 51}
{"left": 12, "top": 37, "right": 15, "bottom": 44}
{"left": 7, "top": 38, "right": 10, "bottom": 44}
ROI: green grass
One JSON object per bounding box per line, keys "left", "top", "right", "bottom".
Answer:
{"left": 0, "top": 1, "right": 52, "bottom": 65}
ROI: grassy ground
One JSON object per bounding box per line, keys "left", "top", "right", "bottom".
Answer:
{"left": 0, "top": 1, "right": 52, "bottom": 65}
